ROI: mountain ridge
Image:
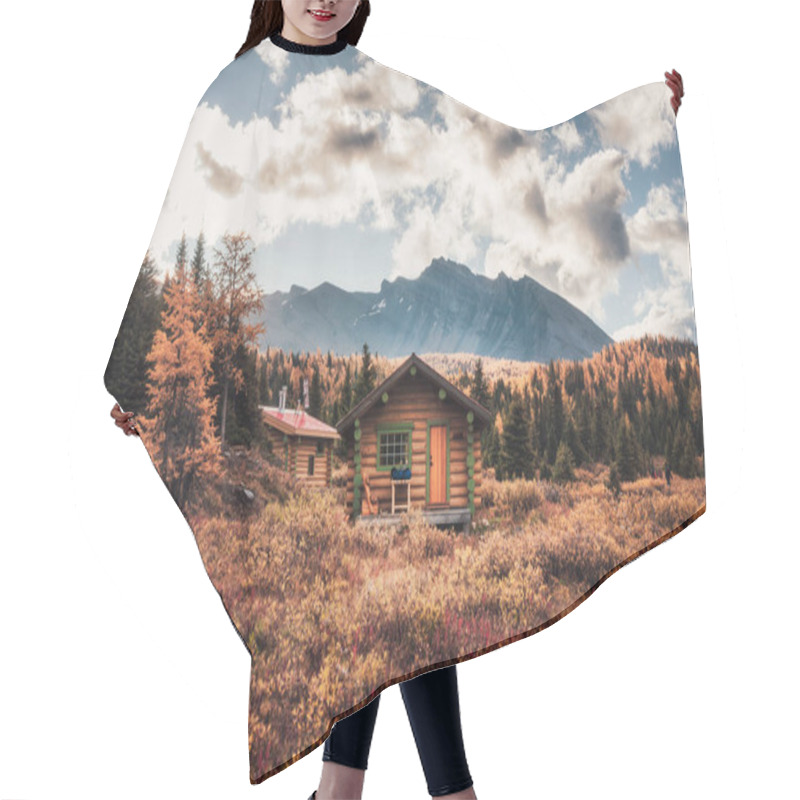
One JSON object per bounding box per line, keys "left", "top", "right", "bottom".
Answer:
{"left": 255, "top": 256, "right": 613, "bottom": 362}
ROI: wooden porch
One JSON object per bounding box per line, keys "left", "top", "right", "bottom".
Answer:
{"left": 355, "top": 505, "right": 472, "bottom": 532}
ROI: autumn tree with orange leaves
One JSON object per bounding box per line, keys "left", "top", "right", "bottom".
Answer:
{"left": 140, "top": 246, "right": 221, "bottom": 510}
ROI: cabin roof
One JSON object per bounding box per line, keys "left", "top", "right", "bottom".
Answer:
{"left": 260, "top": 405, "right": 341, "bottom": 439}
{"left": 336, "top": 352, "right": 493, "bottom": 433}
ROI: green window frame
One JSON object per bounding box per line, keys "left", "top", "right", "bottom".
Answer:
{"left": 376, "top": 422, "right": 413, "bottom": 471}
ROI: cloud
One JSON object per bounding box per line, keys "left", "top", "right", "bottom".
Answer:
{"left": 551, "top": 120, "right": 582, "bottom": 152}
{"left": 389, "top": 191, "right": 481, "bottom": 279}
{"left": 255, "top": 39, "right": 289, "bottom": 84}
{"left": 612, "top": 181, "right": 697, "bottom": 341}
{"left": 483, "top": 147, "right": 632, "bottom": 320}
{"left": 195, "top": 142, "right": 244, "bottom": 197}
{"left": 144, "top": 103, "right": 260, "bottom": 273}
{"left": 612, "top": 282, "right": 697, "bottom": 342}
{"left": 587, "top": 82, "right": 676, "bottom": 167}
{"left": 627, "top": 181, "right": 690, "bottom": 282}
{"left": 147, "top": 54, "right": 685, "bottom": 337}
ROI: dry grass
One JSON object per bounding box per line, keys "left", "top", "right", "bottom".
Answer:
{"left": 188, "top": 463, "right": 704, "bottom": 782}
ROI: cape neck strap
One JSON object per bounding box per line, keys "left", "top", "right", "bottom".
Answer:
{"left": 269, "top": 31, "right": 348, "bottom": 55}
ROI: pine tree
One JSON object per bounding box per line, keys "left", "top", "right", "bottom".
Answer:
{"left": 501, "top": 394, "right": 534, "bottom": 480}
{"left": 341, "top": 360, "right": 353, "bottom": 413}
{"left": 562, "top": 415, "right": 587, "bottom": 466}
{"left": 606, "top": 461, "right": 621, "bottom": 498}
{"left": 470, "top": 357, "right": 491, "bottom": 409}
{"left": 230, "top": 343, "right": 262, "bottom": 447}
{"left": 544, "top": 361, "right": 564, "bottom": 464}
{"left": 646, "top": 372, "right": 657, "bottom": 408}
{"left": 615, "top": 416, "right": 638, "bottom": 482}
{"left": 353, "top": 343, "right": 377, "bottom": 405}
{"left": 161, "top": 270, "right": 173, "bottom": 299}
{"left": 576, "top": 397, "right": 593, "bottom": 463}
{"left": 553, "top": 439, "right": 576, "bottom": 483}
{"left": 564, "top": 362, "right": 585, "bottom": 397}
{"left": 528, "top": 403, "right": 539, "bottom": 465}
{"left": 208, "top": 232, "right": 266, "bottom": 446}
{"left": 674, "top": 418, "right": 696, "bottom": 478}
{"left": 175, "top": 232, "right": 188, "bottom": 280}
{"left": 483, "top": 420, "right": 501, "bottom": 476}
{"left": 665, "top": 425, "right": 676, "bottom": 474}
{"left": 190, "top": 231, "right": 207, "bottom": 286}
{"left": 531, "top": 392, "right": 545, "bottom": 458}
{"left": 468, "top": 357, "right": 495, "bottom": 473}
{"left": 104, "top": 250, "right": 163, "bottom": 414}
{"left": 309, "top": 362, "right": 323, "bottom": 418}
{"left": 599, "top": 391, "right": 615, "bottom": 464}
{"left": 258, "top": 356, "right": 269, "bottom": 407}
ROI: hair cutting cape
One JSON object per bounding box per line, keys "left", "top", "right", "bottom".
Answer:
{"left": 104, "top": 31, "right": 706, "bottom": 785}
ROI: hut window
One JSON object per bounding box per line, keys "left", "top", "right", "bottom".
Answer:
{"left": 378, "top": 430, "right": 409, "bottom": 468}
{"left": 317, "top": 440, "right": 325, "bottom": 454}
{"left": 308, "top": 454, "right": 315, "bottom": 475}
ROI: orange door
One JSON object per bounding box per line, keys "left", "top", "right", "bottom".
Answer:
{"left": 429, "top": 425, "right": 447, "bottom": 504}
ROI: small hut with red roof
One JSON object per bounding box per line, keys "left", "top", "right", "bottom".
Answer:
{"left": 260, "top": 395, "right": 340, "bottom": 488}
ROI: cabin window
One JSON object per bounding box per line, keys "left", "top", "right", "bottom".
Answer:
{"left": 317, "top": 440, "right": 325, "bottom": 454}
{"left": 378, "top": 430, "right": 410, "bottom": 468}
{"left": 308, "top": 454, "right": 315, "bottom": 475}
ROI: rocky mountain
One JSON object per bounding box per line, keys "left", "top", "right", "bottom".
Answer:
{"left": 254, "top": 257, "right": 613, "bottom": 362}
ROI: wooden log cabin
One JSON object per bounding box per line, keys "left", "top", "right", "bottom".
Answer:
{"left": 261, "top": 403, "right": 340, "bottom": 488}
{"left": 336, "top": 353, "right": 493, "bottom": 530}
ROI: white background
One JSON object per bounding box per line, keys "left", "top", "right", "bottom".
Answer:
{"left": 1, "top": 1, "right": 796, "bottom": 798}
